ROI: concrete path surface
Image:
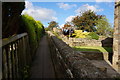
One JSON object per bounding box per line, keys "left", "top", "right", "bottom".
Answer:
{"left": 30, "top": 35, "right": 55, "bottom": 78}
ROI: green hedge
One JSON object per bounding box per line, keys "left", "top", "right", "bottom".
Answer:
{"left": 21, "top": 14, "right": 44, "bottom": 55}
{"left": 35, "top": 21, "right": 44, "bottom": 42}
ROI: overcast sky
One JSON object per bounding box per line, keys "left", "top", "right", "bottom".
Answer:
{"left": 22, "top": 0, "right": 115, "bottom": 28}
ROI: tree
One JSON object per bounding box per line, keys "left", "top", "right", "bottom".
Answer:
{"left": 2, "top": 2, "right": 25, "bottom": 38}
{"left": 72, "top": 10, "right": 103, "bottom": 32}
{"left": 63, "top": 22, "right": 72, "bottom": 28}
{"left": 96, "top": 17, "right": 113, "bottom": 37}
{"left": 48, "top": 21, "right": 58, "bottom": 30}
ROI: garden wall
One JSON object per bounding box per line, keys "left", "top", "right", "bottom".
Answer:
{"left": 63, "top": 37, "right": 113, "bottom": 47}
{"left": 113, "top": 1, "right": 120, "bottom": 73}
{"left": 68, "top": 38, "right": 102, "bottom": 47}
{"left": 47, "top": 31, "right": 110, "bottom": 78}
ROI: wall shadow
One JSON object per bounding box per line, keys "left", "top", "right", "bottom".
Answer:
{"left": 74, "top": 48, "right": 104, "bottom": 60}
{"left": 101, "top": 37, "right": 113, "bottom": 64}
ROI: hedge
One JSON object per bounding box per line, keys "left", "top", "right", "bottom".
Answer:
{"left": 21, "top": 14, "right": 44, "bottom": 55}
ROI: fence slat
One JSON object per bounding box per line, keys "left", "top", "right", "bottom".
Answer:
{"left": 11, "top": 43, "right": 16, "bottom": 79}
{"left": 8, "top": 45, "right": 12, "bottom": 79}
{"left": 2, "top": 48, "right": 8, "bottom": 78}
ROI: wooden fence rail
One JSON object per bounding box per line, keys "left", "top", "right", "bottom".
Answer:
{"left": 2, "top": 33, "right": 31, "bottom": 79}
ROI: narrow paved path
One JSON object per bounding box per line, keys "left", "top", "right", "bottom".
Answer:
{"left": 30, "top": 35, "right": 55, "bottom": 78}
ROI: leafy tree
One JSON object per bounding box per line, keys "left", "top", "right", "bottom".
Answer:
{"left": 63, "top": 22, "right": 72, "bottom": 28}
{"left": 96, "top": 17, "right": 113, "bottom": 37}
{"left": 72, "top": 10, "right": 103, "bottom": 32}
{"left": 48, "top": 21, "right": 58, "bottom": 30}
{"left": 2, "top": 2, "right": 25, "bottom": 38}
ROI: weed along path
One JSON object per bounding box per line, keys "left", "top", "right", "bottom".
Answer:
{"left": 30, "top": 35, "right": 55, "bottom": 78}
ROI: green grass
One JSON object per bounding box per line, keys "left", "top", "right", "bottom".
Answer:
{"left": 73, "top": 46, "right": 113, "bottom": 53}
{"left": 52, "top": 31, "right": 62, "bottom": 40}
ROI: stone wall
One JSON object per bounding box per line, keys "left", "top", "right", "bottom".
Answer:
{"left": 113, "top": 0, "right": 120, "bottom": 73}
{"left": 68, "top": 38, "right": 102, "bottom": 47}
{"left": 62, "top": 37, "right": 113, "bottom": 47}
{"left": 47, "top": 31, "right": 110, "bottom": 78}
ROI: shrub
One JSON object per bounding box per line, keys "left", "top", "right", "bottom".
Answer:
{"left": 87, "top": 32, "right": 99, "bottom": 40}
{"left": 72, "top": 30, "right": 99, "bottom": 40}
{"left": 45, "top": 28, "right": 49, "bottom": 31}
{"left": 72, "top": 30, "right": 90, "bottom": 38}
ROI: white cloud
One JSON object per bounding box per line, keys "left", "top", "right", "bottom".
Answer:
{"left": 22, "top": 1, "right": 57, "bottom": 22}
{"left": 59, "top": 24, "right": 64, "bottom": 28}
{"left": 95, "top": 0, "right": 114, "bottom": 2}
{"left": 25, "top": 1, "right": 33, "bottom": 9}
{"left": 57, "top": 3, "right": 77, "bottom": 10}
{"left": 65, "top": 16, "right": 75, "bottom": 22}
{"left": 75, "top": 4, "right": 103, "bottom": 14}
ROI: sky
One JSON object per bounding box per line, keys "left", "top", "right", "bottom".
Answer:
{"left": 22, "top": 0, "right": 115, "bottom": 28}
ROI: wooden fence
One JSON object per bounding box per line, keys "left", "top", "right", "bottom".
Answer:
{"left": 2, "top": 33, "right": 31, "bottom": 79}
